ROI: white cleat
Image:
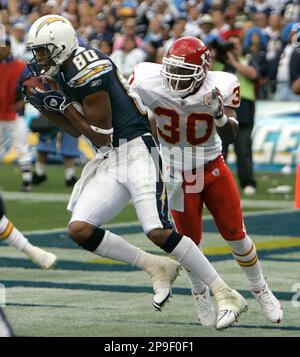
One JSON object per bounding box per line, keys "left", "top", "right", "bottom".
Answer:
{"left": 252, "top": 285, "right": 283, "bottom": 323}
{"left": 215, "top": 287, "right": 248, "bottom": 330}
{"left": 192, "top": 287, "right": 216, "bottom": 326}
{"left": 150, "top": 258, "right": 182, "bottom": 311}
{"left": 25, "top": 246, "right": 57, "bottom": 270}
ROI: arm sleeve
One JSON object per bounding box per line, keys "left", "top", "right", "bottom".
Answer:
{"left": 223, "top": 75, "right": 241, "bottom": 108}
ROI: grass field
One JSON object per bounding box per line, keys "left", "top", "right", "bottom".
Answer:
{"left": 1, "top": 164, "right": 300, "bottom": 337}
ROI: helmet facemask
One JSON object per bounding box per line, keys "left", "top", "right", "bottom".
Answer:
{"left": 27, "top": 43, "right": 65, "bottom": 77}
{"left": 161, "top": 57, "right": 206, "bottom": 98}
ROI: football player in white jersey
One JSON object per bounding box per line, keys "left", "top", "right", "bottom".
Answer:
{"left": 23, "top": 15, "right": 248, "bottom": 330}
{"left": 130, "top": 36, "right": 283, "bottom": 326}
{"left": 0, "top": 194, "right": 57, "bottom": 269}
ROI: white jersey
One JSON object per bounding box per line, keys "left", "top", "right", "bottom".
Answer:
{"left": 130, "top": 62, "right": 240, "bottom": 169}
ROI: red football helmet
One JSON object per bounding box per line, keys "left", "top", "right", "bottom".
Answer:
{"left": 161, "top": 37, "right": 211, "bottom": 97}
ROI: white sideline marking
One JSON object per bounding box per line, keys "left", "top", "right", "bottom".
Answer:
{"left": 1, "top": 191, "right": 70, "bottom": 202}
{"left": 1, "top": 191, "right": 294, "bottom": 208}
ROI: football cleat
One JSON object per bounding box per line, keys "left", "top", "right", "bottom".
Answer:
{"left": 252, "top": 285, "right": 283, "bottom": 323}
{"left": 151, "top": 258, "right": 182, "bottom": 311}
{"left": 192, "top": 287, "right": 216, "bottom": 326}
{"left": 21, "top": 180, "right": 32, "bottom": 192}
{"left": 65, "top": 176, "right": 78, "bottom": 187}
{"left": 215, "top": 287, "right": 248, "bottom": 330}
{"left": 25, "top": 246, "right": 57, "bottom": 270}
{"left": 32, "top": 172, "right": 47, "bottom": 185}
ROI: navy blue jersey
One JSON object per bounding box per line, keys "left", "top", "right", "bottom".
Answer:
{"left": 56, "top": 45, "right": 151, "bottom": 146}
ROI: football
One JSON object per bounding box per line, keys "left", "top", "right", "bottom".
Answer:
{"left": 22, "top": 75, "right": 58, "bottom": 97}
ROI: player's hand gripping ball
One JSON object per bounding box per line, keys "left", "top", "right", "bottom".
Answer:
{"left": 22, "top": 75, "right": 69, "bottom": 112}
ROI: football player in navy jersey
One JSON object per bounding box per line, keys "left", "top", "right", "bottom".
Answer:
{"left": 24, "top": 15, "right": 248, "bottom": 329}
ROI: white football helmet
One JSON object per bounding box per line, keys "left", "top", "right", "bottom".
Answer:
{"left": 27, "top": 15, "right": 78, "bottom": 77}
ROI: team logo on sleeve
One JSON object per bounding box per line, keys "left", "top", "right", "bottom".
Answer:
{"left": 204, "top": 93, "right": 212, "bottom": 107}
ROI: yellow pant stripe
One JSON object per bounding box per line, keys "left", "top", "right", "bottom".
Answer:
{"left": 236, "top": 255, "right": 258, "bottom": 267}
{"left": 0, "top": 222, "right": 13, "bottom": 240}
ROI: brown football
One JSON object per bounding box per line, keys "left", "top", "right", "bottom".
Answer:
{"left": 23, "top": 75, "right": 58, "bottom": 97}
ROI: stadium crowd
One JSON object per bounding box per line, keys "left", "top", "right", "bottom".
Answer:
{"left": 1, "top": 0, "right": 300, "bottom": 98}
{"left": 1, "top": 0, "right": 300, "bottom": 193}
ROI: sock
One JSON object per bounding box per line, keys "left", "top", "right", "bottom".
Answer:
{"left": 227, "top": 235, "right": 266, "bottom": 291}
{"left": 65, "top": 167, "right": 75, "bottom": 180}
{"left": 22, "top": 171, "right": 32, "bottom": 182}
{"left": 0, "top": 215, "right": 31, "bottom": 251}
{"left": 35, "top": 162, "right": 45, "bottom": 176}
{"left": 186, "top": 268, "right": 208, "bottom": 294}
{"left": 135, "top": 249, "right": 167, "bottom": 275}
{"left": 185, "top": 243, "right": 208, "bottom": 294}
{"left": 80, "top": 228, "right": 143, "bottom": 267}
{"left": 164, "top": 233, "right": 227, "bottom": 292}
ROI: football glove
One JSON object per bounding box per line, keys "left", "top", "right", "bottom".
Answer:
{"left": 209, "top": 87, "right": 224, "bottom": 119}
{"left": 23, "top": 77, "right": 70, "bottom": 113}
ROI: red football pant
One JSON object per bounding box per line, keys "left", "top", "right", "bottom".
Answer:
{"left": 171, "top": 156, "right": 246, "bottom": 245}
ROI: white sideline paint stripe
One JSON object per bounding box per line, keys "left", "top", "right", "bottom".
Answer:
{"left": 241, "top": 199, "right": 293, "bottom": 208}
{"left": 1, "top": 191, "right": 70, "bottom": 202}
{"left": 0, "top": 191, "right": 294, "bottom": 208}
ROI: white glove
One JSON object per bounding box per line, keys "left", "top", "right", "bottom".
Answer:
{"left": 209, "top": 87, "right": 224, "bottom": 119}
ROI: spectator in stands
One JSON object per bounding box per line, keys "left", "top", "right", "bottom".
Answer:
{"left": 211, "top": 35, "right": 259, "bottom": 195}
{"left": 268, "top": 22, "right": 300, "bottom": 101}
{"left": 136, "top": 0, "right": 155, "bottom": 35}
{"left": 110, "top": 34, "right": 146, "bottom": 78}
{"left": 220, "top": 11, "right": 242, "bottom": 40}
{"left": 0, "top": 37, "right": 32, "bottom": 192}
{"left": 265, "top": 12, "right": 282, "bottom": 61}
{"left": 280, "top": 0, "right": 300, "bottom": 22}
{"left": 198, "top": 14, "right": 217, "bottom": 44}
{"left": 163, "top": 17, "right": 186, "bottom": 52}
{"left": 95, "top": 39, "right": 113, "bottom": 56}
{"left": 244, "top": 28, "right": 269, "bottom": 98}
{"left": 184, "top": 3, "right": 201, "bottom": 37}
{"left": 153, "top": 0, "right": 179, "bottom": 27}
{"left": 245, "top": 0, "right": 273, "bottom": 16}
{"left": 113, "top": 17, "right": 143, "bottom": 51}
{"left": 143, "top": 16, "right": 164, "bottom": 62}
{"left": 211, "top": 10, "right": 229, "bottom": 37}
{"left": 88, "top": 12, "right": 115, "bottom": 45}
{"left": 253, "top": 11, "right": 268, "bottom": 34}
{"left": 9, "top": 22, "right": 31, "bottom": 62}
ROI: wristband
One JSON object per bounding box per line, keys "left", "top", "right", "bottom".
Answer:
{"left": 90, "top": 125, "right": 114, "bottom": 135}
{"left": 214, "top": 114, "right": 228, "bottom": 127}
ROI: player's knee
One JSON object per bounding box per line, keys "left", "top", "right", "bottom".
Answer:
{"left": 68, "top": 221, "right": 94, "bottom": 244}
{"left": 147, "top": 228, "right": 173, "bottom": 247}
{"left": 221, "top": 227, "right": 245, "bottom": 241}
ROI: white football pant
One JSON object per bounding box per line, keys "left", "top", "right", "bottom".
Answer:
{"left": 69, "top": 135, "right": 172, "bottom": 234}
